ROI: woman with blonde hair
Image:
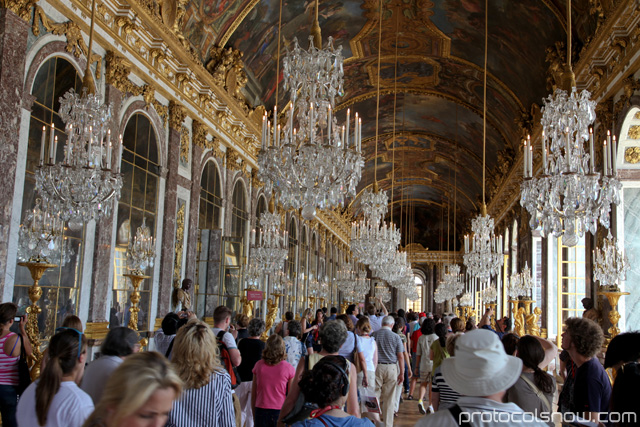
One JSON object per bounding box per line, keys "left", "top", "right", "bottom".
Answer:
{"left": 168, "top": 319, "right": 235, "bottom": 426}
{"left": 82, "top": 351, "right": 182, "bottom": 427}
{"left": 17, "top": 328, "right": 92, "bottom": 426}
{"left": 251, "top": 334, "right": 295, "bottom": 427}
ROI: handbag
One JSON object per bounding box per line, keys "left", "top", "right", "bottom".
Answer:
{"left": 17, "top": 334, "right": 31, "bottom": 395}
{"left": 352, "top": 332, "right": 362, "bottom": 373}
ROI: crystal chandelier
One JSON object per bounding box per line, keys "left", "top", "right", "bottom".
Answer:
{"left": 126, "top": 218, "right": 156, "bottom": 275}
{"left": 18, "top": 199, "right": 71, "bottom": 265}
{"left": 463, "top": 3, "right": 503, "bottom": 284}
{"left": 459, "top": 292, "right": 473, "bottom": 307}
{"left": 249, "top": 210, "right": 289, "bottom": 275}
{"left": 463, "top": 211, "right": 504, "bottom": 284}
{"left": 480, "top": 284, "right": 498, "bottom": 303}
{"left": 508, "top": 263, "right": 534, "bottom": 299}
{"left": 375, "top": 284, "right": 391, "bottom": 303}
{"left": 270, "top": 269, "right": 291, "bottom": 294}
{"left": 258, "top": 3, "right": 364, "bottom": 221}
{"left": 520, "top": 0, "right": 621, "bottom": 247}
{"left": 34, "top": 0, "right": 122, "bottom": 224}
{"left": 593, "top": 232, "right": 629, "bottom": 291}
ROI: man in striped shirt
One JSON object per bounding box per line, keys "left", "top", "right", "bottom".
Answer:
{"left": 372, "top": 315, "right": 405, "bottom": 426}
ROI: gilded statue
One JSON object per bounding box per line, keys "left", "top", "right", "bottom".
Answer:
{"left": 526, "top": 307, "right": 541, "bottom": 337}
{"left": 514, "top": 307, "right": 526, "bottom": 337}
{"left": 171, "top": 278, "right": 192, "bottom": 312}
{"left": 262, "top": 298, "right": 279, "bottom": 340}
{"left": 240, "top": 294, "right": 253, "bottom": 319}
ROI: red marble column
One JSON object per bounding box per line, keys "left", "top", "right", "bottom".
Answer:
{"left": 87, "top": 84, "right": 122, "bottom": 323}
{"left": 157, "top": 102, "right": 185, "bottom": 315}
{"left": 0, "top": 9, "right": 29, "bottom": 296}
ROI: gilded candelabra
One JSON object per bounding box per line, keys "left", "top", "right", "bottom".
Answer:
{"left": 486, "top": 302, "right": 497, "bottom": 330}
{"left": 18, "top": 261, "right": 56, "bottom": 379}
{"left": 598, "top": 290, "right": 629, "bottom": 340}
{"left": 125, "top": 273, "right": 148, "bottom": 331}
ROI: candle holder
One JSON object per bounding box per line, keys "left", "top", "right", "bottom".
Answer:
{"left": 598, "top": 290, "right": 629, "bottom": 341}
{"left": 18, "top": 261, "right": 56, "bottom": 380}
{"left": 124, "top": 273, "right": 148, "bottom": 331}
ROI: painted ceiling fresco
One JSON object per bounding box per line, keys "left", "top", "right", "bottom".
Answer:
{"left": 182, "top": 0, "right": 599, "bottom": 249}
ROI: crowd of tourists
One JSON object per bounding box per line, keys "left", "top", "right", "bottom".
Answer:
{"left": 0, "top": 300, "right": 638, "bottom": 426}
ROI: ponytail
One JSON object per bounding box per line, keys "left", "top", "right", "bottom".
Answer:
{"left": 532, "top": 365, "right": 554, "bottom": 394}
{"left": 516, "top": 335, "right": 554, "bottom": 395}
{"left": 36, "top": 329, "right": 86, "bottom": 425}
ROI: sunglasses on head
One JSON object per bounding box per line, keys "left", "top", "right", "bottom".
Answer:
{"left": 55, "top": 327, "right": 83, "bottom": 359}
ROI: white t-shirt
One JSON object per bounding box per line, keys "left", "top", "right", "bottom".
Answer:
{"left": 356, "top": 335, "right": 376, "bottom": 372}
{"left": 212, "top": 327, "right": 238, "bottom": 350}
{"left": 368, "top": 315, "right": 383, "bottom": 332}
{"left": 17, "top": 380, "right": 94, "bottom": 427}
{"left": 80, "top": 355, "right": 123, "bottom": 403}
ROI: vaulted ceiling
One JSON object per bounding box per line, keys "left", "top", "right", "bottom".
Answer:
{"left": 180, "top": 0, "right": 599, "bottom": 250}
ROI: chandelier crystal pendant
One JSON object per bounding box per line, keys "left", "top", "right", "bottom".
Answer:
{"left": 459, "top": 292, "right": 473, "bottom": 308}
{"left": 519, "top": 0, "right": 621, "bottom": 247}
{"left": 593, "top": 232, "right": 629, "bottom": 291}
{"left": 508, "top": 263, "right": 534, "bottom": 299}
{"left": 249, "top": 210, "right": 289, "bottom": 275}
{"left": 18, "top": 198, "right": 71, "bottom": 265}
{"left": 480, "top": 284, "right": 498, "bottom": 303}
{"left": 463, "top": 210, "right": 504, "bottom": 284}
{"left": 375, "top": 284, "right": 391, "bottom": 303}
{"left": 351, "top": 187, "right": 401, "bottom": 270}
{"left": 126, "top": 218, "right": 156, "bottom": 275}
{"left": 34, "top": 0, "right": 122, "bottom": 224}
{"left": 258, "top": 31, "right": 364, "bottom": 220}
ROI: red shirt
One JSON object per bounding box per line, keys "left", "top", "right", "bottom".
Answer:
{"left": 410, "top": 330, "right": 422, "bottom": 353}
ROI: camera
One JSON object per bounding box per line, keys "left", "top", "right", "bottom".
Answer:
{"left": 14, "top": 316, "right": 22, "bottom": 322}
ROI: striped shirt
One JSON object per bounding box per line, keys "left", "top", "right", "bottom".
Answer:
{"left": 371, "top": 327, "right": 404, "bottom": 364}
{"left": 167, "top": 370, "right": 235, "bottom": 427}
{"left": 0, "top": 332, "right": 19, "bottom": 385}
{"left": 431, "top": 366, "right": 460, "bottom": 410}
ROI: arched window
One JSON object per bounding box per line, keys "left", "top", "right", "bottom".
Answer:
{"left": 223, "top": 181, "right": 248, "bottom": 311}
{"left": 13, "top": 56, "right": 83, "bottom": 340}
{"left": 113, "top": 113, "right": 160, "bottom": 332}
{"left": 299, "top": 226, "right": 308, "bottom": 309}
{"left": 231, "top": 181, "right": 248, "bottom": 241}
{"left": 406, "top": 274, "right": 424, "bottom": 312}
{"left": 195, "top": 160, "right": 222, "bottom": 317}
{"left": 255, "top": 195, "right": 267, "bottom": 243}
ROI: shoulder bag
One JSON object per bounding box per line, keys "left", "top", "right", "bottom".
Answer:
{"left": 352, "top": 332, "right": 362, "bottom": 372}
{"left": 519, "top": 373, "right": 551, "bottom": 413}
{"left": 17, "top": 334, "right": 31, "bottom": 395}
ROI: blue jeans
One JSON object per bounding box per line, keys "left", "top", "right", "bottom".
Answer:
{"left": 254, "top": 407, "right": 280, "bottom": 427}
{"left": 0, "top": 384, "right": 18, "bottom": 427}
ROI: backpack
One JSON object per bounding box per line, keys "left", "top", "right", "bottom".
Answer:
{"left": 217, "top": 330, "right": 242, "bottom": 389}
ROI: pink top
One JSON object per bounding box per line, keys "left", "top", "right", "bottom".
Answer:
{"left": 0, "top": 332, "right": 19, "bottom": 385}
{"left": 252, "top": 359, "right": 295, "bottom": 410}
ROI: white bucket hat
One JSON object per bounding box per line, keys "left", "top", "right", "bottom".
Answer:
{"left": 441, "top": 328, "right": 522, "bottom": 397}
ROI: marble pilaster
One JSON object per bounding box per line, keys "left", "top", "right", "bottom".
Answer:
{"left": 0, "top": 9, "right": 29, "bottom": 297}
{"left": 87, "top": 84, "right": 122, "bottom": 322}
{"left": 185, "top": 143, "right": 203, "bottom": 286}
{"left": 157, "top": 102, "right": 184, "bottom": 315}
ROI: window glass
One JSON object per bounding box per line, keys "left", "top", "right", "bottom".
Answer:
{"left": 112, "top": 114, "right": 159, "bottom": 332}
{"left": 13, "top": 57, "right": 84, "bottom": 342}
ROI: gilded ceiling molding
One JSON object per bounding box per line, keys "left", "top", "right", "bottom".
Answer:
{"left": 336, "top": 88, "right": 513, "bottom": 150}
{"left": 217, "top": 0, "right": 261, "bottom": 48}
{"left": 192, "top": 120, "right": 208, "bottom": 149}
{"left": 168, "top": 100, "right": 187, "bottom": 130}
{"left": 628, "top": 126, "right": 640, "bottom": 140}
{"left": 1, "top": 0, "right": 35, "bottom": 20}
{"left": 226, "top": 149, "right": 241, "bottom": 171}
{"left": 32, "top": 5, "right": 102, "bottom": 78}
{"left": 58, "top": 0, "right": 262, "bottom": 164}
{"left": 342, "top": 54, "right": 524, "bottom": 114}
{"left": 251, "top": 169, "right": 263, "bottom": 188}
{"left": 352, "top": 0, "right": 451, "bottom": 60}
